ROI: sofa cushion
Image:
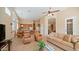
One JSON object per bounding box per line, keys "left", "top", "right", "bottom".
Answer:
{"left": 48, "top": 35, "right": 56, "bottom": 39}
{"left": 57, "top": 33, "right": 64, "bottom": 39}
{"left": 71, "top": 36, "right": 78, "bottom": 43}
{"left": 49, "top": 32, "right": 58, "bottom": 37}
{"left": 63, "top": 35, "right": 71, "bottom": 42}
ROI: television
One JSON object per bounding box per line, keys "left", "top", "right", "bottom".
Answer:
{"left": 0, "top": 24, "right": 5, "bottom": 41}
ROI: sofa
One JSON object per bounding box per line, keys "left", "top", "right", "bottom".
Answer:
{"left": 47, "top": 32, "right": 79, "bottom": 51}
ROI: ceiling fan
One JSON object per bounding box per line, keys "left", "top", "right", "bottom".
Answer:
{"left": 42, "top": 7, "right": 60, "bottom": 16}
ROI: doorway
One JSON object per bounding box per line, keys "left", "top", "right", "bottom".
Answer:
{"left": 48, "top": 18, "right": 56, "bottom": 34}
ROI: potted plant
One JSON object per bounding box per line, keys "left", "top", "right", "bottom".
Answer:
{"left": 37, "top": 40, "right": 45, "bottom": 51}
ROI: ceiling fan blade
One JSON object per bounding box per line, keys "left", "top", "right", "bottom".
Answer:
{"left": 42, "top": 9, "right": 60, "bottom": 16}
{"left": 49, "top": 10, "right": 60, "bottom": 13}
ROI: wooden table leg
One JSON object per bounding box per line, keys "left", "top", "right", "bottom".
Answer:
{"left": 7, "top": 40, "right": 12, "bottom": 51}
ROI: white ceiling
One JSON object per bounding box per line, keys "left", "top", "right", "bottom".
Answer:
{"left": 14, "top": 7, "right": 67, "bottom": 20}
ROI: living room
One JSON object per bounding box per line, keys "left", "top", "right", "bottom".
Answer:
{"left": 0, "top": 7, "right": 79, "bottom": 51}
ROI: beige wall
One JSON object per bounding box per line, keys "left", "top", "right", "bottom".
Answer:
{"left": 19, "top": 18, "right": 33, "bottom": 24}
{"left": 55, "top": 7, "right": 79, "bottom": 35}
{"left": 40, "top": 16, "right": 49, "bottom": 36}
{"left": 0, "top": 8, "right": 13, "bottom": 39}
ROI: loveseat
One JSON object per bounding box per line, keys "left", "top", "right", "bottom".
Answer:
{"left": 22, "top": 31, "right": 34, "bottom": 44}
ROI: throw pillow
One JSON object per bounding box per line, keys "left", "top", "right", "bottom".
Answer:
{"left": 63, "top": 35, "right": 71, "bottom": 42}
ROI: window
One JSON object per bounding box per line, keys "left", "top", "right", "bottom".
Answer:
{"left": 65, "top": 16, "right": 77, "bottom": 35}
{"left": 5, "top": 7, "right": 11, "bottom": 16}
{"left": 67, "top": 19, "right": 73, "bottom": 35}
{"left": 11, "top": 19, "right": 16, "bottom": 32}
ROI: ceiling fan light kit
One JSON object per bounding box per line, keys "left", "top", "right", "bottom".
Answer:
{"left": 42, "top": 8, "right": 60, "bottom": 16}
